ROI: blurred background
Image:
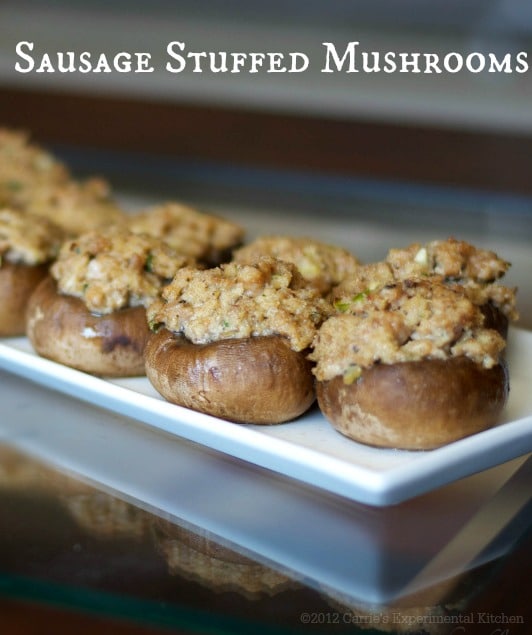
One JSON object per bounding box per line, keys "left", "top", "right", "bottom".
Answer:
{"left": 2, "top": 0, "right": 532, "bottom": 133}
{"left": 0, "top": 0, "right": 531, "bottom": 321}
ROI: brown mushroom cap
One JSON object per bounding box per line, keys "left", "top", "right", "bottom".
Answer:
{"left": 0, "top": 261, "right": 49, "bottom": 336}
{"left": 316, "top": 356, "right": 509, "bottom": 450}
{"left": 145, "top": 328, "right": 315, "bottom": 424}
{"left": 26, "top": 276, "right": 151, "bottom": 376}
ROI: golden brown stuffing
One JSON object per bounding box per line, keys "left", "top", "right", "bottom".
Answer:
{"left": 0, "top": 128, "right": 69, "bottom": 210}
{"left": 24, "top": 177, "right": 126, "bottom": 236}
{"left": 0, "top": 128, "right": 126, "bottom": 236}
{"left": 147, "top": 257, "right": 332, "bottom": 351}
{"left": 333, "top": 238, "right": 518, "bottom": 321}
{"left": 127, "top": 202, "right": 244, "bottom": 264}
{"left": 310, "top": 279, "right": 506, "bottom": 382}
{"left": 51, "top": 227, "right": 194, "bottom": 314}
{"left": 233, "top": 235, "right": 360, "bottom": 295}
{"left": 0, "top": 208, "right": 64, "bottom": 266}
{"left": 386, "top": 237, "right": 510, "bottom": 282}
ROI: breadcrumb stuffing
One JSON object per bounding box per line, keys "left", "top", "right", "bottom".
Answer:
{"left": 126, "top": 202, "right": 244, "bottom": 264}
{"left": 51, "top": 227, "right": 194, "bottom": 315}
{"left": 147, "top": 257, "right": 332, "bottom": 351}
{"left": 233, "top": 235, "right": 360, "bottom": 295}
{"left": 333, "top": 238, "right": 518, "bottom": 321}
{"left": 386, "top": 237, "right": 518, "bottom": 320}
{"left": 386, "top": 237, "right": 509, "bottom": 282}
{"left": 0, "top": 128, "right": 69, "bottom": 210}
{"left": 0, "top": 208, "right": 64, "bottom": 266}
{"left": 0, "top": 128, "right": 126, "bottom": 236}
{"left": 24, "top": 177, "right": 126, "bottom": 236}
{"left": 310, "top": 279, "right": 506, "bottom": 382}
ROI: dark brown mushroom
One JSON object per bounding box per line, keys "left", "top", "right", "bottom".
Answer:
{"left": 26, "top": 276, "right": 151, "bottom": 376}
{"left": 0, "top": 261, "right": 49, "bottom": 336}
{"left": 316, "top": 356, "right": 509, "bottom": 450}
{"left": 145, "top": 328, "right": 315, "bottom": 424}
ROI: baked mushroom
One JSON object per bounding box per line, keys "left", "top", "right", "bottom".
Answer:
{"left": 0, "top": 208, "right": 64, "bottom": 336}
{"left": 311, "top": 279, "right": 509, "bottom": 450}
{"left": 145, "top": 257, "right": 331, "bottom": 424}
{"left": 26, "top": 227, "right": 194, "bottom": 376}
{"left": 126, "top": 201, "right": 245, "bottom": 266}
{"left": 233, "top": 235, "right": 360, "bottom": 296}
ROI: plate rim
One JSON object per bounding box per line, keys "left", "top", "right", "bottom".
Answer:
{"left": 1, "top": 328, "right": 531, "bottom": 506}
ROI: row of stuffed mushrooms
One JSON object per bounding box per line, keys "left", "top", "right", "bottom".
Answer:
{"left": 0, "top": 128, "right": 519, "bottom": 450}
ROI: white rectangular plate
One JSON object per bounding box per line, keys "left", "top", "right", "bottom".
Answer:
{"left": 1, "top": 328, "right": 531, "bottom": 506}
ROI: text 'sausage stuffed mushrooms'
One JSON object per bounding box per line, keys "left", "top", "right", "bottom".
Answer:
{"left": 145, "top": 257, "right": 332, "bottom": 424}
{"left": 26, "top": 227, "right": 194, "bottom": 376}
{"left": 311, "top": 278, "right": 510, "bottom": 450}
{"left": 0, "top": 208, "right": 64, "bottom": 336}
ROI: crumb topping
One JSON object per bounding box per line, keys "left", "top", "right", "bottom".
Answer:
{"left": 233, "top": 235, "right": 360, "bottom": 295}
{"left": 50, "top": 228, "right": 193, "bottom": 314}
{"left": 386, "top": 237, "right": 518, "bottom": 320}
{"left": 0, "top": 128, "right": 125, "bottom": 237}
{"left": 127, "top": 202, "right": 244, "bottom": 263}
{"left": 24, "top": 177, "right": 126, "bottom": 236}
{"left": 147, "top": 257, "right": 332, "bottom": 351}
{"left": 333, "top": 238, "right": 518, "bottom": 321}
{"left": 310, "top": 279, "right": 506, "bottom": 382}
{"left": 386, "top": 237, "right": 510, "bottom": 282}
{"left": 0, "top": 129, "right": 69, "bottom": 209}
{"left": 0, "top": 208, "right": 64, "bottom": 266}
